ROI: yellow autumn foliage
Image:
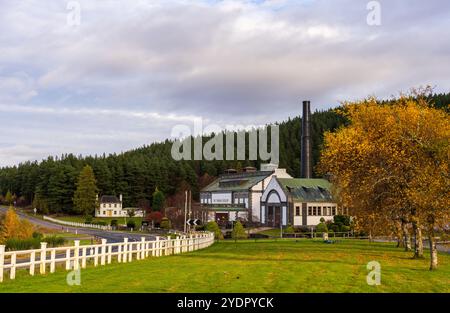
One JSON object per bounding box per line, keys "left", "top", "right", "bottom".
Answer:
{"left": 0, "top": 206, "right": 34, "bottom": 243}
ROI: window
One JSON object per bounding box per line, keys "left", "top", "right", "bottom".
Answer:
{"left": 102, "top": 211, "right": 106, "bottom": 215}
{"left": 109, "top": 203, "right": 111, "bottom": 208}
{"left": 308, "top": 207, "right": 312, "bottom": 216}
{"left": 332, "top": 207, "right": 336, "bottom": 215}
{"left": 317, "top": 207, "right": 322, "bottom": 216}
{"left": 295, "top": 206, "right": 300, "bottom": 216}
{"left": 114, "top": 203, "right": 117, "bottom": 208}
{"left": 114, "top": 211, "right": 117, "bottom": 215}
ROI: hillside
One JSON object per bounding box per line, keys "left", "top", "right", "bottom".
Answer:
{"left": 0, "top": 92, "right": 448, "bottom": 214}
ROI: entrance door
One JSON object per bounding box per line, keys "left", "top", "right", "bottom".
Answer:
{"left": 274, "top": 206, "right": 281, "bottom": 227}
{"left": 107, "top": 210, "right": 112, "bottom": 217}
{"left": 267, "top": 206, "right": 274, "bottom": 226}
{"left": 267, "top": 206, "right": 281, "bottom": 227}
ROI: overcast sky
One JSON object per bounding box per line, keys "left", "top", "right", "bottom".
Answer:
{"left": 0, "top": 0, "right": 449, "bottom": 166}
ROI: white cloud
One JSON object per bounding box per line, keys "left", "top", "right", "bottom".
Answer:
{"left": 0, "top": 0, "right": 449, "bottom": 165}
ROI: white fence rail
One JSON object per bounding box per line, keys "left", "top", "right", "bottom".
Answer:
{"left": 0, "top": 232, "right": 215, "bottom": 283}
{"left": 43, "top": 215, "right": 112, "bottom": 230}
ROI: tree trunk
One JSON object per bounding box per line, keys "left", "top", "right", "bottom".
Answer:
{"left": 395, "top": 220, "right": 404, "bottom": 248}
{"left": 428, "top": 232, "right": 438, "bottom": 270}
{"left": 412, "top": 222, "right": 424, "bottom": 258}
{"left": 401, "top": 220, "right": 411, "bottom": 251}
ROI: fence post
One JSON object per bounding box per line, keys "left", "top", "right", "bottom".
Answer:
{"left": 10, "top": 253, "right": 16, "bottom": 280}
{"left": 94, "top": 246, "right": 99, "bottom": 267}
{"left": 74, "top": 240, "right": 80, "bottom": 270}
{"left": 155, "top": 237, "right": 160, "bottom": 257}
{"left": 136, "top": 241, "right": 141, "bottom": 260}
{"left": 123, "top": 238, "right": 128, "bottom": 263}
{"left": 128, "top": 240, "right": 133, "bottom": 262}
{"left": 0, "top": 245, "right": 4, "bottom": 282}
{"left": 107, "top": 245, "right": 112, "bottom": 264}
{"left": 40, "top": 242, "right": 47, "bottom": 274}
{"left": 101, "top": 239, "right": 107, "bottom": 266}
{"left": 145, "top": 241, "right": 149, "bottom": 258}
{"left": 65, "top": 247, "right": 71, "bottom": 270}
{"left": 81, "top": 247, "right": 87, "bottom": 269}
{"left": 141, "top": 237, "right": 146, "bottom": 259}
{"left": 117, "top": 244, "right": 122, "bottom": 263}
{"left": 29, "top": 250, "right": 36, "bottom": 276}
{"left": 50, "top": 249, "right": 56, "bottom": 273}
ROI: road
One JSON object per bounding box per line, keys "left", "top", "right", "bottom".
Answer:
{"left": 0, "top": 206, "right": 160, "bottom": 243}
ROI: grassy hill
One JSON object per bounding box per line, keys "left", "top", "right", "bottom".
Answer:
{"left": 0, "top": 239, "right": 448, "bottom": 293}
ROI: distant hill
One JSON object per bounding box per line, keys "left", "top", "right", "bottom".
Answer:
{"left": 0, "top": 92, "right": 448, "bottom": 214}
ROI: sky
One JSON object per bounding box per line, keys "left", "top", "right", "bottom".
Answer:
{"left": 0, "top": 0, "right": 449, "bottom": 166}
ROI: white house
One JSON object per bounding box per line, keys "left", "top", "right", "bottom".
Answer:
{"left": 95, "top": 195, "right": 144, "bottom": 218}
{"left": 260, "top": 176, "right": 339, "bottom": 227}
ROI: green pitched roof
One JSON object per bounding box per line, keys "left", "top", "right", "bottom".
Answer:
{"left": 277, "top": 178, "right": 333, "bottom": 202}
{"left": 201, "top": 171, "right": 273, "bottom": 192}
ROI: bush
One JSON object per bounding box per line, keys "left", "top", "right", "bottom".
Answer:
{"left": 316, "top": 222, "right": 328, "bottom": 233}
{"left": 284, "top": 224, "right": 295, "bottom": 234}
{"left": 84, "top": 215, "right": 93, "bottom": 224}
{"left": 232, "top": 221, "right": 247, "bottom": 240}
{"left": 333, "top": 215, "right": 351, "bottom": 226}
{"left": 160, "top": 217, "right": 171, "bottom": 230}
{"left": 110, "top": 219, "right": 118, "bottom": 227}
{"left": 32, "top": 231, "right": 43, "bottom": 240}
{"left": 341, "top": 225, "right": 351, "bottom": 232}
{"left": 205, "top": 221, "right": 223, "bottom": 240}
{"left": 127, "top": 219, "right": 136, "bottom": 230}
{"left": 95, "top": 221, "right": 107, "bottom": 226}
{"left": 320, "top": 217, "right": 325, "bottom": 223}
{"left": 331, "top": 224, "right": 340, "bottom": 233}
{"left": 5, "top": 237, "right": 41, "bottom": 251}
{"left": 44, "top": 235, "right": 66, "bottom": 247}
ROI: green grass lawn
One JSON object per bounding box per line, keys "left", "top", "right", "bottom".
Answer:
{"left": 0, "top": 239, "right": 448, "bottom": 293}
{"left": 51, "top": 215, "right": 143, "bottom": 226}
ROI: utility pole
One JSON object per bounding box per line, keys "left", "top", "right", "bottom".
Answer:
{"left": 188, "top": 189, "right": 192, "bottom": 232}
{"left": 184, "top": 190, "right": 188, "bottom": 233}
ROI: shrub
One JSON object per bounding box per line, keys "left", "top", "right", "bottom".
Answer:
{"left": 127, "top": 219, "right": 136, "bottom": 230}
{"left": 334, "top": 215, "right": 351, "bottom": 226}
{"left": 44, "top": 235, "right": 66, "bottom": 247}
{"left": 284, "top": 224, "right": 295, "bottom": 234}
{"left": 341, "top": 225, "right": 351, "bottom": 232}
{"left": 110, "top": 220, "right": 118, "bottom": 227}
{"left": 95, "top": 221, "right": 107, "bottom": 226}
{"left": 320, "top": 217, "right": 325, "bottom": 223}
{"left": 316, "top": 222, "right": 328, "bottom": 234}
{"left": 330, "top": 224, "right": 340, "bottom": 233}
{"left": 205, "top": 221, "right": 223, "bottom": 240}
{"left": 160, "top": 217, "right": 171, "bottom": 230}
{"left": 32, "top": 231, "right": 43, "bottom": 240}
{"left": 232, "top": 221, "right": 247, "bottom": 240}
{"left": 5, "top": 237, "right": 41, "bottom": 251}
{"left": 84, "top": 215, "right": 93, "bottom": 224}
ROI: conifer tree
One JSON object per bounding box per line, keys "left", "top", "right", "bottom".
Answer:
{"left": 73, "top": 165, "right": 98, "bottom": 217}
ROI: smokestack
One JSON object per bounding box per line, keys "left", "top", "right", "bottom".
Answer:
{"left": 301, "top": 100, "right": 312, "bottom": 178}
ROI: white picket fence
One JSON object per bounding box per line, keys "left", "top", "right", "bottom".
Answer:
{"left": 43, "top": 215, "right": 112, "bottom": 230}
{"left": 0, "top": 232, "right": 214, "bottom": 282}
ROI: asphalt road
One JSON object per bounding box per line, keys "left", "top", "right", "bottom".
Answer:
{"left": 0, "top": 206, "right": 160, "bottom": 243}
